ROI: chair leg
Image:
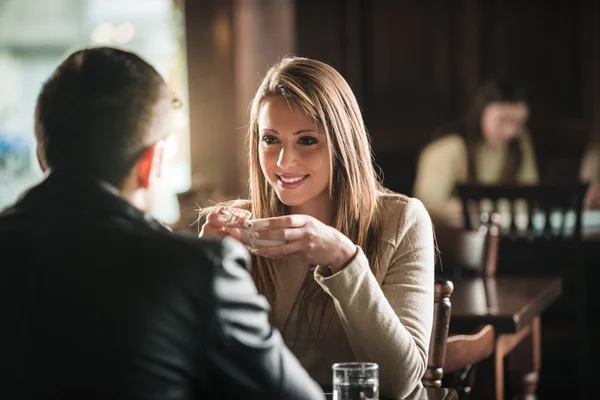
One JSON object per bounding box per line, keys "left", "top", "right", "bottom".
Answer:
{"left": 470, "top": 349, "right": 504, "bottom": 400}
{"left": 508, "top": 317, "right": 541, "bottom": 400}
{"left": 458, "top": 364, "right": 476, "bottom": 400}
{"left": 447, "top": 364, "right": 475, "bottom": 399}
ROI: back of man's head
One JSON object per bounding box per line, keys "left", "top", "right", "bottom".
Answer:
{"left": 34, "top": 46, "right": 173, "bottom": 188}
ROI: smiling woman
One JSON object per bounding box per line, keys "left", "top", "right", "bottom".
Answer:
{"left": 199, "top": 56, "right": 435, "bottom": 399}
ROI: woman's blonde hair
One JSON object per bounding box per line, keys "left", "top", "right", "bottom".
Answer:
{"left": 247, "top": 56, "right": 389, "bottom": 305}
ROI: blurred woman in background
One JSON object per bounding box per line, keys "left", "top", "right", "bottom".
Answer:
{"left": 413, "top": 79, "right": 539, "bottom": 227}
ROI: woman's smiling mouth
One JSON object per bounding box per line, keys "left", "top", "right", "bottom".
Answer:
{"left": 276, "top": 173, "right": 309, "bottom": 189}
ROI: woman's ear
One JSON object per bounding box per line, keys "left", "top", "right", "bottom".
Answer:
{"left": 137, "top": 141, "right": 165, "bottom": 189}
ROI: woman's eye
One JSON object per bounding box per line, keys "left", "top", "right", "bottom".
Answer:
{"left": 298, "top": 136, "right": 318, "bottom": 146}
{"left": 261, "top": 135, "right": 279, "bottom": 145}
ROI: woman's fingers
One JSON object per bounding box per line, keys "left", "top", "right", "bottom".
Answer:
{"left": 206, "top": 208, "right": 251, "bottom": 229}
{"left": 199, "top": 223, "right": 230, "bottom": 238}
{"left": 246, "top": 227, "right": 303, "bottom": 241}
{"left": 225, "top": 207, "right": 252, "bottom": 219}
{"left": 253, "top": 240, "right": 305, "bottom": 258}
{"left": 229, "top": 227, "right": 244, "bottom": 242}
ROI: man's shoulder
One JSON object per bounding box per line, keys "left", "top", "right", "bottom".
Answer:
{"left": 139, "top": 233, "right": 254, "bottom": 308}
{"left": 0, "top": 205, "right": 250, "bottom": 279}
{"left": 163, "top": 232, "right": 250, "bottom": 272}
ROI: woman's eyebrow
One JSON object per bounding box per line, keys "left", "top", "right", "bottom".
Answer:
{"left": 260, "top": 128, "right": 318, "bottom": 135}
{"left": 293, "top": 129, "right": 318, "bottom": 135}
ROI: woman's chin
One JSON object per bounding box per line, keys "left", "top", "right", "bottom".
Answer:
{"left": 275, "top": 192, "right": 306, "bottom": 208}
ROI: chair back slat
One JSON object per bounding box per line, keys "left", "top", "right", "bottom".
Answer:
{"left": 457, "top": 183, "right": 588, "bottom": 240}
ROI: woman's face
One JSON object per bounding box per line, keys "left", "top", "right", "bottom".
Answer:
{"left": 257, "top": 96, "right": 331, "bottom": 210}
{"left": 481, "top": 101, "right": 529, "bottom": 145}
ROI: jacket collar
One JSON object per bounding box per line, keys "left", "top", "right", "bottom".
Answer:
{"left": 13, "top": 170, "right": 168, "bottom": 232}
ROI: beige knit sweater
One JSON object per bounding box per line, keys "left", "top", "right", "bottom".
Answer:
{"left": 270, "top": 192, "right": 435, "bottom": 399}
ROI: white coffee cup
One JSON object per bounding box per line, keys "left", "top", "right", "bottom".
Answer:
{"left": 239, "top": 218, "right": 287, "bottom": 247}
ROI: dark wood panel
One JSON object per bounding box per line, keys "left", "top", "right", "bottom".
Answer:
{"left": 362, "top": 0, "right": 455, "bottom": 110}
{"left": 362, "top": 0, "right": 458, "bottom": 151}
{"left": 295, "top": 0, "right": 346, "bottom": 75}
{"left": 295, "top": 0, "right": 365, "bottom": 103}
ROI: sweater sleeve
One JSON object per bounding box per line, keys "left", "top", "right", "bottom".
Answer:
{"left": 313, "top": 199, "right": 435, "bottom": 399}
{"left": 413, "top": 135, "right": 465, "bottom": 227}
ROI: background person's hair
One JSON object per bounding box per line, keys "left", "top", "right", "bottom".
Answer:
{"left": 434, "top": 78, "right": 528, "bottom": 182}
{"left": 34, "top": 46, "right": 173, "bottom": 187}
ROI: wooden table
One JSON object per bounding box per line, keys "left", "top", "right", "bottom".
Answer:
{"left": 449, "top": 276, "right": 562, "bottom": 334}
{"left": 324, "top": 387, "right": 457, "bottom": 400}
{"left": 447, "top": 276, "right": 562, "bottom": 400}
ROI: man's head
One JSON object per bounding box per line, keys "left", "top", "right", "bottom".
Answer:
{"left": 34, "top": 46, "right": 174, "bottom": 211}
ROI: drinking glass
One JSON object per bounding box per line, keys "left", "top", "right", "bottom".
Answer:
{"left": 332, "top": 362, "right": 379, "bottom": 400}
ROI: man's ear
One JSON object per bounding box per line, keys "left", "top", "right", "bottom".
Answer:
{"left": 137, "top": 142, "right": 164, "bottom": 189}
{"left": 36, "top": 143, "right": 48, "bottom": 172}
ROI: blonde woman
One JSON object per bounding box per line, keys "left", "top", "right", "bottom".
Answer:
{"left": 200, "top": 56, "right": 434, "bottom": 398}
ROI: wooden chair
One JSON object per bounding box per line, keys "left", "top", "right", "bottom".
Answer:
{"left": 455, "top": 183, "right": 588, "bottom": 398}
{"left": 422, "top": 277, "right": 454, "bottom": 388}
{"left": 434, "top": 225, "right": 497, "bottom": 399}
{"left": 435, "top": 221, "right": 500, "bottom": 279}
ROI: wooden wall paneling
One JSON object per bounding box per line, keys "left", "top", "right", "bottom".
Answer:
{"left": 358, "top": 0, "right": 458, "bottom": 195}
{"left": 361, "top": 0, "right": 457, "bottom": 151}
{"left": 582, "top": 0, "right": 600, "bottom": 138}
{"left": 184, "top": 0, "right": 235, "bottom": 195}
{"left": 295, "top": 0, "right": 346, "bottom": 72}
{"left": 341, "top": 0, "right": 364, "bottom": 106}
{"left": 455, "top": 0, "right": 481, "bottom": 109}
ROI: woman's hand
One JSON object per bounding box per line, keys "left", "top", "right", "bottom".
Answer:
{"left": 249, "top": 214, "right": 358, "bottom": 274}
{"left": 199, "top": 206, "right": 252, "bottom": 242}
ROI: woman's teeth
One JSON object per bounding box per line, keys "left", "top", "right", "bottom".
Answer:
{"left": 279, "top": 175, "right": 307, "bottom": 183}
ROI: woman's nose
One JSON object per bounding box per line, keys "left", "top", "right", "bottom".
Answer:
{"left": 276, "top": 145, "right": 298, "bottom": 169}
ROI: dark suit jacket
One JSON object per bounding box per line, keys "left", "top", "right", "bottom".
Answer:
{"left": 0, "top": 171, "right": 323, "bottom": 400}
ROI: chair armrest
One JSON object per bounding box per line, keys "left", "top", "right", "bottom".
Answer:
{"left": 444, "top": 324, "right": 496, "bottom": 374}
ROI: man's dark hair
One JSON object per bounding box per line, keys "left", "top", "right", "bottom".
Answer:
{"left": 35, "top": 46, "right": 172, "bottom": 187}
